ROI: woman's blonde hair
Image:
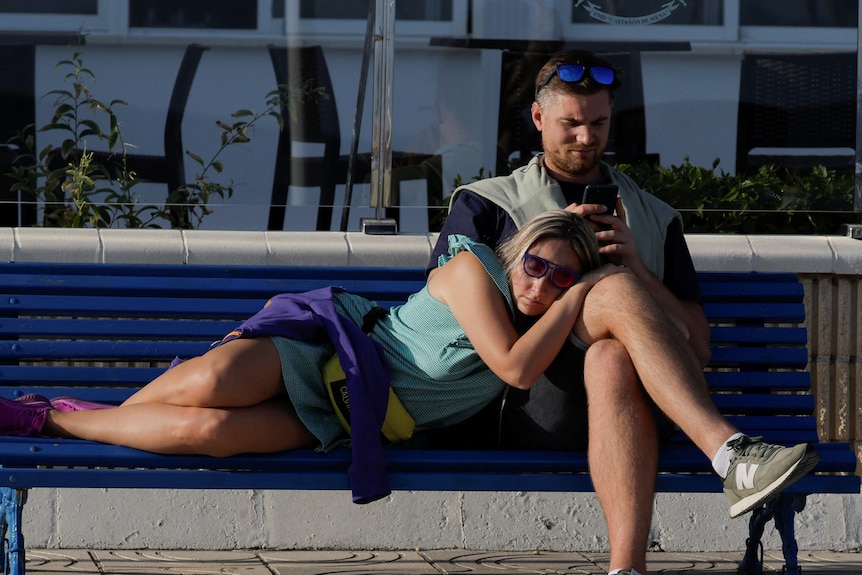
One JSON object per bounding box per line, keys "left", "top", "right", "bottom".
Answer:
{"left": 496, "top": 210, "right": 602, "bottom": 281}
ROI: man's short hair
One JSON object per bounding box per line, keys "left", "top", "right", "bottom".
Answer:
{"left": 534, "top": 50, "right": 622, "bottom": 106}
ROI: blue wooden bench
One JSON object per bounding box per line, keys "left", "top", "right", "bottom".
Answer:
{"left": 0, "top": 262, "right": 858, "bottom": 575}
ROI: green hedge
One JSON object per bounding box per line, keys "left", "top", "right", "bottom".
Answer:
{"left": 616, "top": 159, "right": 857, "bottom": 234}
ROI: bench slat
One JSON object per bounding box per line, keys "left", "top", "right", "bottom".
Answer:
{"left": 1, "top": 342, "right": 809, "bottom": 367}
{"left": 0, "top": 340, "right": 212, "bottom": 361}
{"left": 702, "top": 302, "right": 805, "bottom": 323}
{"left": 0, "top": 442, "right": 854, "bottom": 493}
{"left": 1, "top": 294, "right": 408, "bottom": 318}
{"left": 0, "top": 370, "right": 815, "bottom": 391}
{"left": 709, "top": 326, "right": 807, "bottom": 345}
{"left": 699, "top": 280, "right": 803, "bottom": 302}
{"left": 711, "top": 394, "right": 813, "bottom": 413}
{"left": 0, "top": 368, "right": 163, "bottom": 386}
{"left": 0, "top": 318, "right": 234, "bottom": 339}
{"left": 705, "top": 371, "right": 811, "bottom": 389}
{"left": 2, "top": 294, "right": 263, "bottom": 318}
{"left": 0, "top": 438, "right": 854, "bottom": 475}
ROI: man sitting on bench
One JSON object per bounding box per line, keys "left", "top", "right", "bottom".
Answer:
{"left": 426, "top": 49, "right": 820, "bottom": 575}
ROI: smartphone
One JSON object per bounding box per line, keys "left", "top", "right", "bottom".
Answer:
{"left": 581, "top": 184, "right": 619, "bottom": 216}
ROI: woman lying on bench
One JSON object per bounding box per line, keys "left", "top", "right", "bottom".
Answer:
{"left": 5, "top": 210, "right": 609, "bottom": 454}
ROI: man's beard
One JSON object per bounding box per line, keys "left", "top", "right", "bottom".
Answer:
{"left": 545, "top": 145, "right": 602, "bottom": 178}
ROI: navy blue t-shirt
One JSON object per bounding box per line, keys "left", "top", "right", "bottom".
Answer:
{"left": 428, "top": 187, "right": 701, "bottom": 304}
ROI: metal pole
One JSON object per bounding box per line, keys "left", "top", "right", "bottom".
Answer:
{"left": 856, "top": 0, "right": 862, "bottom": 214}
{"left": 361, "top": 0, "right": 398, "bottom": 234}
{"left": 340, "top": 0, "right": 376, "bottom": 232}
{"left": 847, "top": 0, "right": 862, "bottom": 237}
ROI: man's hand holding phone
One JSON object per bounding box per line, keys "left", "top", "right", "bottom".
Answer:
{"left": 580, "top": 184, "right": 618, "bottom": 229}
{"left": 570, "top": 183, "right": 640, "bottom": 268}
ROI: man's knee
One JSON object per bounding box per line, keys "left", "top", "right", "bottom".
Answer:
{"left": 584, "top": 339, "right": 636, "bottom": 389}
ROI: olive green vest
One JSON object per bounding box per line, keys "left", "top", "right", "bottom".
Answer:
{"left": 449, "top": 155, "right": 681, "bottom": 278}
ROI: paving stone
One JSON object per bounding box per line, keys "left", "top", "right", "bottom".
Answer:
{"left": 19, "top": 549, "right": 862, "bottom": 575}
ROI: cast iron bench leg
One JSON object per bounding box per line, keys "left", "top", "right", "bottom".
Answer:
{"left": 0, "top": 487, "right": 26, "bottom": 575}
{"left": 737, "top": 493, "right": 807, "bottom": 575}
{"left": 738, "top": 501, "right": 771, "bottom": 574}
{"left": 775, "top": 493, "right": 807, "bottom": 575}
{"left": 0, "top": 487, "right": 6, "bottom": 574}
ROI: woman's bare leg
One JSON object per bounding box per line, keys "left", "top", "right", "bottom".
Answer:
{"left": 124, "top": 338, "right": 287, "bottom": 407}
{"left": 40, "top": 337, "right": 318, "bottom": 455}
{"left": 42, "top": 398, "right": 316, "bottom": 456}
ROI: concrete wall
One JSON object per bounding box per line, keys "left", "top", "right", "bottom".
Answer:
{"left": 2, "top": 228, "right": 861, "bottom": 553}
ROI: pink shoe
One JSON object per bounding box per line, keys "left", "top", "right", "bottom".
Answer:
{"left": 0, "top": 396, "right": 50, "bottom": 436}
{"left": 16, "top": 394, "right": 112, "bottom": 412}
{"left": 50, "top": 396, "right": 113, "bottom": 412}
{"left": 14, "top": 394, "right": 51, "bottom": 408}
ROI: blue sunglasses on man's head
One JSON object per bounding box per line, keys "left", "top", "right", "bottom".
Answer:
{"left": 535, "top": 63, "right": 616, "bottom": 96}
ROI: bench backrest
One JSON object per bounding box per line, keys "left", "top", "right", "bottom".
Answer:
{"left": 0, "top": 265, "right": 806, "bottom": 402}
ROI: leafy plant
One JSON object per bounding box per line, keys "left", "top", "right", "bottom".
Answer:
{"left": 616, "top": 158, "right": 856, "bottom": 234}
{"left": 5, "top": 49, "right": 296, "bottom": 229}
{"left": 428, "top": 167, "right": 489, "bottom": 231}
{"left": 6, "top": 51, "right": 137, "bottom": 227}
{"left": 433, "top": 158, "right": 856, "bottom": 234}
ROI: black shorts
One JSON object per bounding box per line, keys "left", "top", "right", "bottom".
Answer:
{"left": 499, "top": 340, "right": 676, "bottom": 451}
{"left": 499, "top": 339, "right": 590, "bottom": 450}
{"left": 424, "top": 339, "right": 675, "bottom": 451}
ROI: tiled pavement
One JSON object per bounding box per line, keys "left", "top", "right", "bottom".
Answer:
{"left": 21, "top": 549, "right": 862, "bottom": 574}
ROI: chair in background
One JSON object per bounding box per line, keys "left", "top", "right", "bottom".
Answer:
{"left": 87, "top": 43, "right": 209, "bottom": 200}
{"left": 735, "top": 51, "right": 856, "bottom": 175}
{"left": 267, "top": 44, "right": 436, "bottom": 231}
{"left": 0, "top": 44, "right": 37, "bottom": 227}
{"left": 267, "top": 44, "right": 345, "bottom": 231}
{"left": 496, "top": 50, "right": 657, "bottom": 175}
{"left": 386, "top": 154, "right": 444, "bottom": 232}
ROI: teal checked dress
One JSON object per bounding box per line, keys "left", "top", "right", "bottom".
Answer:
{"left": 274, "top": 235, "right": 515, "bottom": 452}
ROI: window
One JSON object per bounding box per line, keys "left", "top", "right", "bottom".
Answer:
{"left": 129, "top": 0, "right": 257, "bottom": 30}
{"left": 740, "top": 0, "right": 856, "bottom": 27}
{"left": 285, "top": 0, "right": 466, "bottom": 38}
{"left": 0, "top": 0, "right": 97, "bottom": 15}
{"left": 0, "top": 0, "right": 106, "bottom": 32}
{"left": 739, "top": 0, "right": 857, "bottom": 44}
{"left": 298, "top": 0, "right": 452, "bottom": 21}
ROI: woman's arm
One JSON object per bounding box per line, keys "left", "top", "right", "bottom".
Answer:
{"left": 429, "top": 252, "right": 619, "bottom": 389}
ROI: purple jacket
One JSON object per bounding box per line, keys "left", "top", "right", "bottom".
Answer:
{"left": 176, "top": 287, "right": 392, "bottom": 504}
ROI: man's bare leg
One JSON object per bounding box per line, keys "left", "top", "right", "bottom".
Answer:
{"left": 575, "top": 272, "right": 737, "bottom": 458}
{"left": 577, "top": 272, "right": 819, "bottom": 529}
{"left": 585, "top": 339, "right": 656, "bottom": 575}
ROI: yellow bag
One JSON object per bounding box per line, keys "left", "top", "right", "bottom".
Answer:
{"left": 322, "top": 353, "right": 417, "bottom": 444}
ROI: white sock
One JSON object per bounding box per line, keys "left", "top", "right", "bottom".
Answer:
{"left": 609, "top": 569, "right": 644, "bottom": 575}
{"left": 712, "top": 432, "right": 747, "bottom": 478}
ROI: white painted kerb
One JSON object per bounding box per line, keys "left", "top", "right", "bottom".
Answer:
{"left": 3, "top": 228, "right": 862, "bottom": 274}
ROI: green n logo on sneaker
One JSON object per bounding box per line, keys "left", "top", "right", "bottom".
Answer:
{"left": 735, "top": 463, "right": 759, "bottom": 490}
